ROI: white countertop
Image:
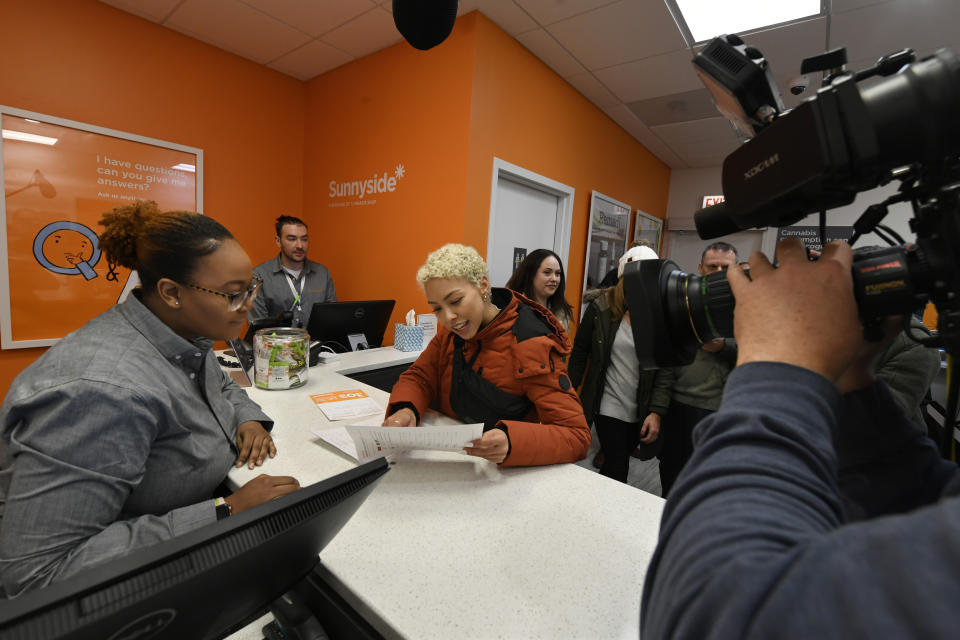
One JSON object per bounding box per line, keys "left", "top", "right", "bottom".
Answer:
{"left": 228, "top": 346, "right": 664, "bottom": 640}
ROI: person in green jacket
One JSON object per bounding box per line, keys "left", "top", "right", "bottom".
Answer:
{"left": 569, "top": 246, "right": 673, "bottom": 484}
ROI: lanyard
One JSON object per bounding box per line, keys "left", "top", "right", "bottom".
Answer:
{"left": 284, "top": 271, "right": 305, "bottom": 311}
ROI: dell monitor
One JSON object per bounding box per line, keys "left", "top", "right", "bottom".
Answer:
{"left": 0, "top": 458, "right": 389, "bottom": 640}
{"left": 307, "top": 300, "right": 395, "bottom": 352}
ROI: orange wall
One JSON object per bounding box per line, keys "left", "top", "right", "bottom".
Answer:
{"left": 304, "top": 12, "right": 670, "bottom": 334}
{"left": 0, "top": 5, "right": 671, "bottom": 395}
{"left": 302, "top": 17, "right": 478, "bottom": 336}
{"left": 0, "top": 0, "right": 305, "bottom": 394}
{"left": 464, "top": 13, "right": 671, "bottom": 321}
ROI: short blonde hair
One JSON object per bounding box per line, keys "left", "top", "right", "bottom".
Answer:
{"left": 416, "top": 243, "right": 488, "bottom": 288}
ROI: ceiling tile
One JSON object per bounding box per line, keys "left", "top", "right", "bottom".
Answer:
{"left": 99, "top": 0, "right": 181, "bottom": 22}
{"left": 627, "top": 88, "right": 719, "bottom": 126}
{"left": 830, "top": 0, "right": 960, "bottom": 63}
{"left": 651, "top": 117, "right": 740, "bottom": 160}
{"left": 514, "top": 0, "right": 614, "bottom": 25}
{"left": 321, "top": 6, "right": 403, "bottom": 58}
{"left": 565, "top": 73, "right": 620, "bottom": 108}
{"left": 547, "top": 0, "right": 686, "bottom": 70}
{"left": 167, "top": 0, "right": 312, "bottom": 64}
{"left": 594, "top": 49, "right": 700, "bottom": 103}
{"left": 515, "top": 29, "right": 587, "bottom": 78}
{"left": 602, "top": 105, "right": 687, "bottom": 168}
{"left": 737, "top": 17, "right": 828, "bottom": 82}
{"left": 268, "top": 39, "right": 356, "bottom": 81}
{"left": 242, "top": 0, "right": 377, "bottom": 37}
{"left": 459, "top": 1, "right": 540, "bottom": 35}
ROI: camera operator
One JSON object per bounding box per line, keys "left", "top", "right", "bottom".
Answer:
{"left": 641, "top": 237, "right": 960, "bottom": 638}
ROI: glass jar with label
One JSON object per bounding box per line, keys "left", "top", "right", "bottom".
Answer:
{"left": 254, "top": 327, "right": 309, "bottom": 390}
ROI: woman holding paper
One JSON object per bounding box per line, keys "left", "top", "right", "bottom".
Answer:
{"left": 383, "top": 243, "right": 590, "bottom": 466}
{"left": 0, "top": 200, "right": 299, "bottom": 597}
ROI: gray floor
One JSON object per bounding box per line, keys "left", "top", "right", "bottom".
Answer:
{"left": 574, "top": 425, "right": 663, "bottom": 497}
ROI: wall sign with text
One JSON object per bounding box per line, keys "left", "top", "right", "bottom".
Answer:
{"left": 0, "top": 105, "right": 202, "bottom": 348}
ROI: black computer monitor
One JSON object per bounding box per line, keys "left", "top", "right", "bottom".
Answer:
{"left": 307, "top": 300, "right": 395, "bottom": 351}
{"left": 0, "top": 459, "right": 389, "bottom": 640}
{"left": 243, "top": 312, "right": 293, "bottom": 345}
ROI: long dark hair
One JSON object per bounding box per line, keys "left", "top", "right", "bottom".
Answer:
{"left": 98, "top": 200, "right": 233, "bottom": 292}
{"left": 505, "top": 249, "right": 573, "bottom": 323}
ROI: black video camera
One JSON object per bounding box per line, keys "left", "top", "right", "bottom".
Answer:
{"left": 624, "top": 35, "right": 960, "bottom": 372}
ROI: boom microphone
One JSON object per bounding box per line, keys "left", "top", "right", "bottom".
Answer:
{"left": 393, "top": 0, "right": 459, "bottom": 51}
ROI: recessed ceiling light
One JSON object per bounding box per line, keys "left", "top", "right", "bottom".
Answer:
{"left": 1, "top": 130, "right": 58, "bottom": 145}
{"left": 675, "top": 0, "right": 821, "bottom": 43}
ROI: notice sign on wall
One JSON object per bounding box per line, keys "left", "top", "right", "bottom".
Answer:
{"left": 1, "top": 106, "right": 202, "bottom": 348}
{"left": 776, "top": 225, "right": 853, "bottom": 253}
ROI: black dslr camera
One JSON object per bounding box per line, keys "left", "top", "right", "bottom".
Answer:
{"left": 623, "top": 35, "right": 960, "bottom": 450}
{"left": 625, "top": 35, "right": 960, "bottom": 369}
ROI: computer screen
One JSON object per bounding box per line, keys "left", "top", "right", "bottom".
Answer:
{"left": 243, "top": 312, "right": 293, "bottom": 345}
{"left": 0, "top": 458, "right": 389, "bottom": 640}
{"left": 307, "top": 300, "right": 395, "bottom": 351}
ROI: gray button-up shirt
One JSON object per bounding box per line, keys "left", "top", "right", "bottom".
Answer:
{"left": 249, "top": 255, "right": 336, "bottom": 330}
{"left": 0, "top": 292, "right": 272, "bottom": 596}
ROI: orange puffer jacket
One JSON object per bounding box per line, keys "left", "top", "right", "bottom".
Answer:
{"left": 387, "top": 288, "right": 590, "bottom": 466}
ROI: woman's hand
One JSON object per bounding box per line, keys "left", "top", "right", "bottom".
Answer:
{"left": 383, "top": 408, "right": 417, "bottom": 427}
{"left": 235, "top": 421, "right": 276, "bottom": 469}
{"left": 464, "top": 429, "right": 510, "bottom": 464}
{"left": 640, "top": 412, "right": 661, "bottom": 443}
{"left": 225, "top": 474, "right": 300, "bottom": 515}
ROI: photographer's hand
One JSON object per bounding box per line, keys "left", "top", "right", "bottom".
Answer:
{"left": 833, "top": 315, "right": 905, "bottom": 394}
{"left": 727, "top": 238, "right": 862, "bottom": 385}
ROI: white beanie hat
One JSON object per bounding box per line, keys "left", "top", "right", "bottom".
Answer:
{"left": 617, "top": 245, "right": 659, "bottom": 278}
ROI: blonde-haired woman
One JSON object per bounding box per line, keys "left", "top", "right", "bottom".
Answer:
{"left": 383, "top": 244, "right": 590, "bottom": 466}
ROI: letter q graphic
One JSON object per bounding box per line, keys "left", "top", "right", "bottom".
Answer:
{"left": 33, "top": 221, "right": 102, "bottom": 280}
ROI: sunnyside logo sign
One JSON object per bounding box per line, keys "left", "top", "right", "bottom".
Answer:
{"left": 328, "top": 164, "right": 405, "bottom": 208}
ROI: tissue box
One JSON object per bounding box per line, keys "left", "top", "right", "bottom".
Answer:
{"left": 394, "top": 323, "right": 424, "bottom": 351}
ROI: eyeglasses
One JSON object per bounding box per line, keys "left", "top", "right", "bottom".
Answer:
{"left": 185, "top": 276, "right": 263, "bottom": 311}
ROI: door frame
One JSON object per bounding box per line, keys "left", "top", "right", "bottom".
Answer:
{"left": 487, "top": 157, "right": 575, "bottom": 274}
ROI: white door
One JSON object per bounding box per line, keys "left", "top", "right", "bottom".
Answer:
{"left": 486, "top": 159, "right": 575, "bottom": 287}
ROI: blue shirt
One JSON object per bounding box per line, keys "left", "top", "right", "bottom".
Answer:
{"left": 642, "top": 362, "right": 960, "bottom": 638}
{"left": 0, "top": 292, "right": 272, "bottom": 596}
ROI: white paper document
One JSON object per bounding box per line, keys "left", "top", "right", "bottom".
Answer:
{"left": 312, "top": 423, "right": 484, "bottom": 462}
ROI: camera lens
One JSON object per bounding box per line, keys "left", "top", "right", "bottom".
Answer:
{"left": 624, "top": 259, "right": 736, "bottom": 369}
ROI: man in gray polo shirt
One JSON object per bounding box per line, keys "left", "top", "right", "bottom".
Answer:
{"left": 249, "top": 215, "right": 336, "bottom": 329}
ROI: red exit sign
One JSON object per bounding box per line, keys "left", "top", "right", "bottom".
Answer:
{"left": 701, "top": 195, "right": 725, "bottom": 207}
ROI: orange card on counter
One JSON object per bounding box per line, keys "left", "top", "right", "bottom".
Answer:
{"left": 310, "top": 389, "right": 383, "bottom": 421}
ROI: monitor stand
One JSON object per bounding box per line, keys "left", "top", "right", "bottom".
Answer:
{"left": 347, "top": 333, "right": 369, "bottom": 351}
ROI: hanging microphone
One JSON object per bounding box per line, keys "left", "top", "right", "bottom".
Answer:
{"left": 393, "top": 0, "right": 459, "bottom": 51}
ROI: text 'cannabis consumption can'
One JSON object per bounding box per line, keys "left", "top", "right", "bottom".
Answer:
{"left": 254, "top": 327, "right": 309, "bottom": 390}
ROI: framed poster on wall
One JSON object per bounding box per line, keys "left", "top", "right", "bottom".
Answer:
{"left": 633, "top": 210, "right": 663, "bottom": 254}
{"left": 0, "top": 106, "right": 203, "bottom": 349}
{"left": 582, "top": 191, "right": 630, "bottom": 300}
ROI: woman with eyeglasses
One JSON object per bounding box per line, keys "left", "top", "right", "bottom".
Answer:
{"left": 0, "top": 200, "right": 300, "bottom": 597}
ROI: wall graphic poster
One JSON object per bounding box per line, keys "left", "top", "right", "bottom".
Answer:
{"left": 633, "top": 210, "right": 664, "bottom": 255}
{"left": 582, "top": 191, "right": 630, "bottom": 293}
{"left": 1, "top": 107, "right": 202, "bottom": 348}
{"left": 775, "top": 225, "right": 854, "bottom": 253}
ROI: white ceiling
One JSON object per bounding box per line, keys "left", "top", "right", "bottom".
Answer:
{"left": 98, "top": 0, "right": 960, "bottom": 169}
